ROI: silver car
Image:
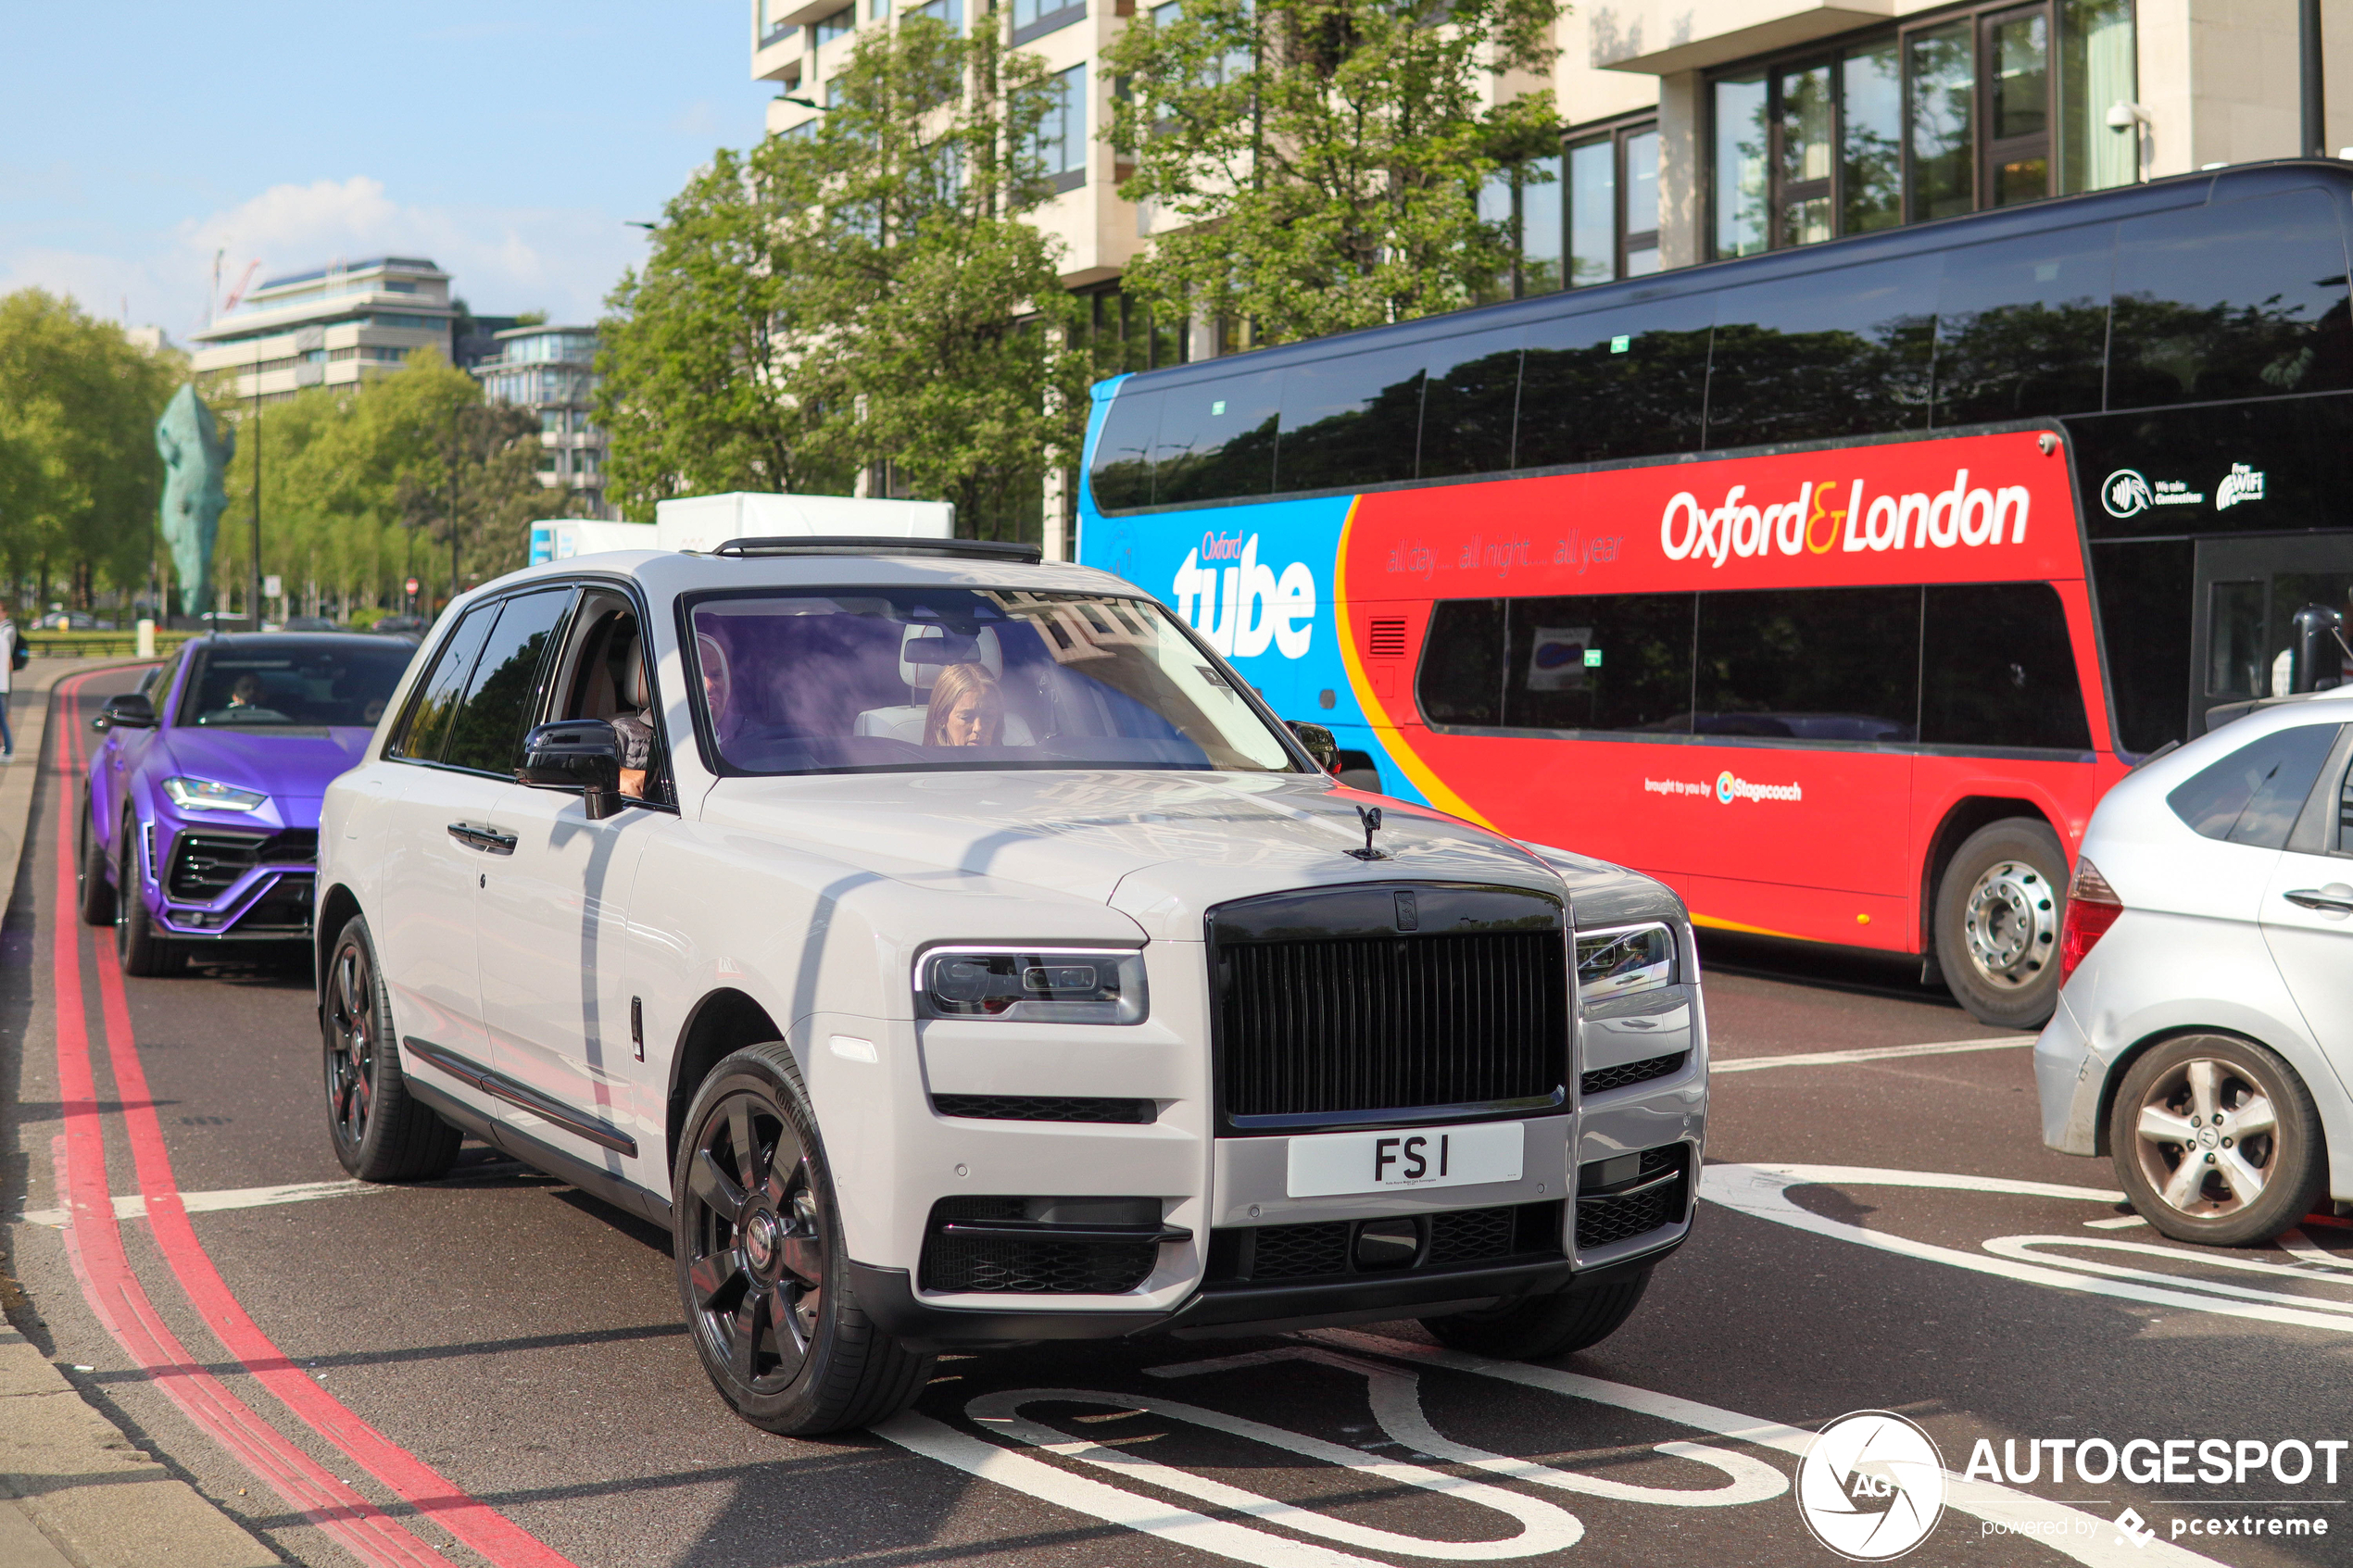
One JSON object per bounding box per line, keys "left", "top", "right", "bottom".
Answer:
{"left": 2036, "top": 687, "right": 2353, "bottom": 1245}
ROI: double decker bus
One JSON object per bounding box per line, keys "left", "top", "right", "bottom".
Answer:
{"left": 1076, "top": 159, "right": 2353, "bottom": 1028}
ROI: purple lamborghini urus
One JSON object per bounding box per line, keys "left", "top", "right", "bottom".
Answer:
{"left": 78, "top": 634, "right": 419, "bottom": 975}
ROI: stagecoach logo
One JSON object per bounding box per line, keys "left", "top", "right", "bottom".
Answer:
{"left": 1797, "top": 1411, "right": 1948, "bottom": 1561}
{"left": 2101, "top": 470, "right": 2155, "bottom": 519}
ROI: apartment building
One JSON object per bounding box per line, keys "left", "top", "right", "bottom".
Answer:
{"left": 189, "top": 257, "right": 457, "bottom": 403}
{"left": 471, "top": 324, "right": 616, "bottom": 520}
{"left": 756, "top": 0, "right": 2348, "bottom": 343}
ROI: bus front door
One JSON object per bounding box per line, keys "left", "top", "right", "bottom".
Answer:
{"left": 2194, "top": 536, "right": 2353, "bottom": 734}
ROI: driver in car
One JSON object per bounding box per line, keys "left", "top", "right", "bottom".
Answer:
{"left": 926, "top": 662, "right": 1005, "bottom": 747}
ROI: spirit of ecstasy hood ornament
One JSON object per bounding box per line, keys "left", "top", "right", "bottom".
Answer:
{"left": 1345, "top": 803, "right": 1388, "bottom": 861}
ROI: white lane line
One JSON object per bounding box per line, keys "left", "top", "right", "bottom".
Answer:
{"left": 1982, "top": 1235, "right": 2353, "bottom": 1313}
{"left": 11, "top": 1177, "right": 382, "bottom": 1230}
{"left": 1710, "top": 1036, "right": 2033, "bottom": 1073}
{"left": 1315, "top": 1331, "right": 2224, "bottom": 1568}
{"left": 2084, "top": 1215, "right": 2148, "bottom": 1230}
{"left": 1703, "top": 1163, "right": 2353, "bottom": 1334}
{"left": 2280, "top": 1228, "right": 2353, "bottom": 1272}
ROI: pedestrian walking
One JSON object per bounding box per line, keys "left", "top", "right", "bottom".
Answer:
{"left": 0, "top": 608, "right": 19, "bottom": 760}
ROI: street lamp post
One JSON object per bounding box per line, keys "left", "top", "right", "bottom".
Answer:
{"left": 249, "top": 366, "right": 262, "bottom": 633}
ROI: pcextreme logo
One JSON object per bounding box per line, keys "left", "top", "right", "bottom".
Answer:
{"left": 1662, "top": 470, "right": 2032, "bottom": 568}
{"left": 1170, "top": 533, "right": 1316, "bottom": 659}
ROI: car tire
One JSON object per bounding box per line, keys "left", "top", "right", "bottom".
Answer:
{"left": 673, "top": 1043, "right": 933, "bottom": 1436}
{"left": 113, "top": 813, "right": 180, "bottom": 977}
{"left": 1933, "top": 817, "right": 2067, "bottom": 1030}
{"left": 1420, "top": 1272, "right": 1651, "bottom": 1361}
{"left": 322, "top": 915, "right": 461, "bottom": 1182}
{"left": 76, "top": 801, "right": 116, "bottom": 927}
{"left": 2108, "top": 1034, "right": 2328, "bottom": 1248}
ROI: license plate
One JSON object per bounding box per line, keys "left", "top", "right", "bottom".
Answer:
{"left": 1285, "top": 1121, "right": 1525, "bottom": 1198}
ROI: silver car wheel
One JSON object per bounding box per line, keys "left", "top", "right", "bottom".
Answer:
{"left": 1960, "top": 858, "right": 2057, "bottom": 991}
{"left": 2132, "top": 1053, "right": 2279, "bottom": 1220}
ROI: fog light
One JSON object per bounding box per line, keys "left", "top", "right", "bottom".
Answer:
{"left": 1353, "top": 1216, "right": 1421, "bottom": 1271}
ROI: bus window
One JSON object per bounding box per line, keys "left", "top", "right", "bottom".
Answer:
{"left": 2091, "top": 538, "right": 2193, "bottom": 756}
{"left": 1516, "top": 295, "right": 1713, "bottom": 468}
{"left": 1703, "top": 255, "right": 1938, "bottom": 449}
{"left": 1089, "top": 387, "right": 1161, "bottom": 510}
{"left": 1417, "top": 599, "right": 1505, "bottom": 726}
{"left": 1503, "top": 595, "right": 1696, "bottom": 733}
{"left": 1919, "top": 583, "right": 2093, "bottom": 751}
{"left": 1274, "top": 344, "right": 1427, "bottom": 493}
{"left": 1693, "top": 585, "right": 1919, "bottom": 740}
{"left": 1418, "top": 327, "right": 1523, "bottom": 479}
{"left": 1151, "top": 368, "right": 1282, "bottom": 506}
{"left": 2108, "top": 190, "right": 2353, "bottom": 409}
{"left": 1932, "top": 223, "right": 2114, "bottom": 426}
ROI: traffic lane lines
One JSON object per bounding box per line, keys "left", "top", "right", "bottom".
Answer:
{"left": 38, "top": 672, "right": 581, "bottom": 1568}
{"left": 1709, "top": 1035, "right": 2034, "bottom": 1073}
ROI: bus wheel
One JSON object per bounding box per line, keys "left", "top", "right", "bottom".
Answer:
{"left": 1933, "top": 818, "right": 2066, "bottom": 1030}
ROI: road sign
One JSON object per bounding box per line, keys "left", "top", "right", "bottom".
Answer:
{"left": 405, "top": 577, "right": 420, "bottom": 596}
{"left": 262, "top": 574, "right": 282, "bottom": 598}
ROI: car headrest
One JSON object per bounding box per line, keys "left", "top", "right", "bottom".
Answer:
{"left": 899, "top": 624, "right": 1001, "bottom": 689}
{"left": 622, "top": 649, "right": 648, "bottom": 709}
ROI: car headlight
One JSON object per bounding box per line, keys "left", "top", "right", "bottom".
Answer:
{"left": 162, "top": 776, "right": 268, "bottom": 813}
{"left": 917, "top": 947, "right": 1148, "bottom": 1023}
{"left": 1575, "top": 922, "right": 1679, "bottom": 1001}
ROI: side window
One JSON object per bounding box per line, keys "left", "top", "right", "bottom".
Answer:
{"left": 1416, "top": 599, "right": 1504, "bottom": 727}
{"left": 1416, "top": 327, "right": 1523, "bottom": 480}
{"left": 1693, "top": 585, "right": 1919, "bottom": 740}
{"left": 2168, "top": 722, "right": 2341, "bottom": 849}
{"left": 1274, "top": 345, "right": 1426, "bottom": 494}
{"left": 1151, "top": 370, "right": 1282, "bottom": 507}
{"left": 1515, "top": 295, "right": 1713, "bottom": 469}
{"left": 1703, "top": 255, "right": 1939, "bottom": 450}
{"left": 1932, "top": 223, "right": 2114, "bottom": 426}
{"left": 1088, "top": 388, "right": 1161, "bottom": 512}
{"left": 387, "top": 607, "right": 498, "bottom": 763}
{"left": 2109, "top": 191, "right": 2353, "bottom": 409}
{"left": 1920, "top": 583, "right": 2093, "bottom": 751}
{"left": 439, "top": 589, "right": 574, "bottom": 775}
{"left": 1502, "top": 594, "right": 1695, "bottom": 733}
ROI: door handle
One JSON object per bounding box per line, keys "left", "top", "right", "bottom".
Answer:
{"left": 2284, "top": 885, "right": 2353, "bottom": 915}
{"left": 447, "top": 822, "right": 518, "bottom": 856}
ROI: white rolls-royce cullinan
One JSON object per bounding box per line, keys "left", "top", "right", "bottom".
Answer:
{"left": 315, "top": 536, "right": 1706, "bottom": 1434}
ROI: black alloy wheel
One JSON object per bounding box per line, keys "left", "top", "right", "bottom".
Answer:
{"left": 75, "top": 801, "right": 115, "bottom": 927}
{"left": 113, "top": 814, "right": 179, "bottom": 977}
{"left": 321, "top": 915, "right": 460, "bottom": 1182}
{"left": 673, "top": 1044, "right": 931, "bottom": 1435}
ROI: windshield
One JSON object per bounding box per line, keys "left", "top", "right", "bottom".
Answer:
{"left": 176, "top": 640, "right": 418, "bottom": 728}
{"left": 687, "top": 588, "right": 1299, "bottom": 775}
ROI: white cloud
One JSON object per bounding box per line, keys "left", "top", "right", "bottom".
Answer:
{"left": 0, "top": 174, "right": 648, "bottom": 341}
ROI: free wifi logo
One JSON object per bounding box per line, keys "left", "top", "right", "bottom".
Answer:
{"left": 1796, "top": 1411, "right": 1948, "bottom": 1561}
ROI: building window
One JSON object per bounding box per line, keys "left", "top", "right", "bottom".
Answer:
{"left": 1029, "top": 64, "right": 1088, "bottom": 191}
{"left": 1080, "top": 288, "right": 1187, "bottom": 372}
{"left": 1012, "top": 0, "right": 1084, "bottom": 44}
{"left": 907, "top": 0, "right": 961, "bottom": 30}
{"left": 1710, "top": 0, "right": 2134, "bottom": 260}
{"left": 1567, "top": 120, "right": 1660, "bottom": 286}
{"left": 815, "top": 6, "right": 854, "bottom": 45}
{"left": 1476, "top": 152, "right": 1565, "bottom": 302}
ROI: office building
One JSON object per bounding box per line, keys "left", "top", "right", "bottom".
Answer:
{"left": 754, "top": 0, "right": 2351, "bottom": 329}
{"left": 189, "top": 257, "right": 456, "bottom": 404}
{"left": 472, "top": 324, "right": 614, "bottom": 521}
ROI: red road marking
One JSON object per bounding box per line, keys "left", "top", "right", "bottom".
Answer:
{"left": 48, "top": 673, "right": 461, "bottom": 1568}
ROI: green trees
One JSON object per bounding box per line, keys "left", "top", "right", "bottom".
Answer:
{"left": 1105, "top": 0, "right": 1567, "bottom": 343}
{"left": 0, "top": 290, "right": 182, "bottom": 607}
{"left": 598, "top": 18, "right": 1092, "bottom": 539}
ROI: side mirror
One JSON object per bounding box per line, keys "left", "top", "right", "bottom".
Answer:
{"left": 2290, "top": 604, "right": 2347, "bottom": 694}
{"left": 93, "top": 693, "right": 157, "bottom": 733}
{"left": 1287, "top": 721, "right": 1340, "bottom": 773}
{"left": 518, "top": 720, "right": 623, "bottom": 821}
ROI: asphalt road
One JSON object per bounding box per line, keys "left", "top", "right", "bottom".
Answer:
{"left": 6, "top": 670, "right": 2350, "bottom": 1568}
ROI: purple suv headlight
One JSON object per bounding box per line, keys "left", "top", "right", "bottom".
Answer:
{"left": 161, "top": 776, "right": 268, "bottom": 813}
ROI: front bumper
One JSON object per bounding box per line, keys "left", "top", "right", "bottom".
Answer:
{"left": 142, "top": 818, "right": 318, "bottom": 939}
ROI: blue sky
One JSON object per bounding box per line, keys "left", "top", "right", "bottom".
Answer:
{"left": 1, "top": 3, "right": 775, "bottom": 343}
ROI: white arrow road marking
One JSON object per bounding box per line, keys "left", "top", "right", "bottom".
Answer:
{"left": 1314, "top": 1331, "right": 2227, "bottom": 1568}
{"left": 12, "top": 1176, "right": 384, "bottom": 1230}
{"left": 1703, "top": 1163, "right": 2353, "bottom": 1334}
{"left": 1710, "top": 1037, "right": 2032, "bottom": 1073}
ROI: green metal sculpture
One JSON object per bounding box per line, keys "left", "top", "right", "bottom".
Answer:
{"left": 155, "top": 384, "right": 232, "bottom": 619}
